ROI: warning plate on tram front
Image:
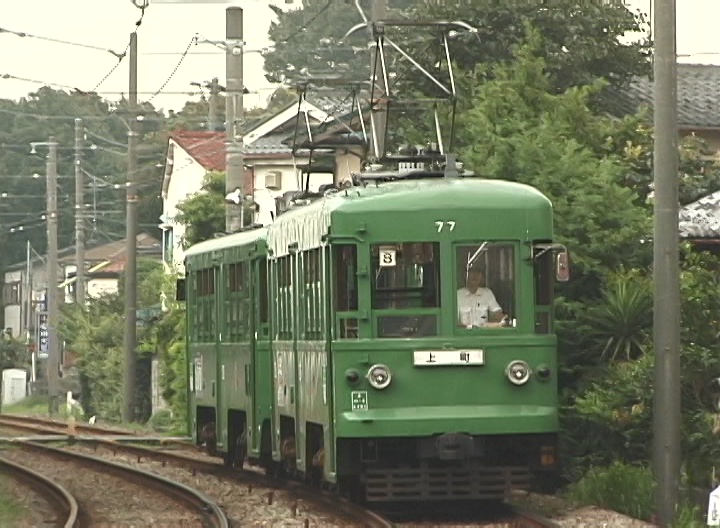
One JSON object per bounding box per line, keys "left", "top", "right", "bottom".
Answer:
{"left": 413, "top": 350, "right": 484, "bottom": 366}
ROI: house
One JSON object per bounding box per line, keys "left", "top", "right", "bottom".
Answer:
{"left": 159, "top": 96, "right": 358, "bottom": 272}
{"left": 2, "top": 233, "right": 161, "bottom": 343}
{"left": 611, "top": 64, "right": 720, "bottom": 150}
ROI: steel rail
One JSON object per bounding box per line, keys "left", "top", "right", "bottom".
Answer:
{"left": 84, "top": 437, "right": 393, "bottom": 528}
{"left": 11, "top": 440, "right": 229, "bottom": 528}
{"left": 0, "top": 455, "right": 82, "bottom": 528}
{"left": 0, "top": 414, "right": 134, "bottom": 436}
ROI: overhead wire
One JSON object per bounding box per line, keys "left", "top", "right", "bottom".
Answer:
{"left": 0, "top": 26, "right": 124, "bottom": 56}
{"left": 146, "top": 35, "right": 198, "bottom": 103}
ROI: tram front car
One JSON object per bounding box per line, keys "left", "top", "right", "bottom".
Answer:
{"left": 329, "top": 177, "right": 569, "bottom": 502}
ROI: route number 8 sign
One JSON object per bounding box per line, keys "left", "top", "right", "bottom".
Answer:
{"left": 378, "top": 247, "right": 397, "bottom": 267}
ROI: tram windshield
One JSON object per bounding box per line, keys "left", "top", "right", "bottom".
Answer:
{"left": 455, "top": 243, "right": 516, "bottom": 329}
{"left": 371, "top": 243, "right": 440, "bottom": 338}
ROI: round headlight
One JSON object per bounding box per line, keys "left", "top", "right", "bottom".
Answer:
{"left": 506, "top": 360, "right": 532, "bottom": 385}
{"left": 367, "top": 364, "right": 392, "bottom": 390}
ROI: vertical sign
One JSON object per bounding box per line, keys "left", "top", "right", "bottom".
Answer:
{"left": 37, "top": 312, "right": 48, "bottom": 360}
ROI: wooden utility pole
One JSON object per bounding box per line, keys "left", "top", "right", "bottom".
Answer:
{"left": 123, "top": 31, "right": 139, "bottom": 423}
{"left": 651, "top": 0, "right": 680, "bottom": 526}
{"left": 45, "top": 137, "right": 60, "bottom": 414}
{"left": 74, "top": 118, "right": 85, "bottom": 304}
{"left": 225, "top": 7, "right": 245, "bottom": 232}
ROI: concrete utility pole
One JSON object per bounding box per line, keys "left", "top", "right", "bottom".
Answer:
{"left": 370, "top": 0, "right": 387, "bottom": 159}
{"left": 651, "top": 0, "right": 680, "bottom": 526}
{"left": 225, "top": 7, "right": 245, "bottom": 232}
{"left": 45, "top": 137, "right": 60, "bottom": 414}
{"left": 25, "top": 240, "right": 34, "bottom": 384}
{"left": 74, "top": 118, "right": 85, "bottom": 305}
{"left": 123, "top": 31, "right": 139, "bottom": 423}
{"left": 208, "top": 77, "right": 221, "bottom": 132}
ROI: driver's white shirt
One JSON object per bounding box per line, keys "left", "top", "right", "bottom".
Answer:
{"left": 457, "top": 287, "right": 501, "bottom": 327}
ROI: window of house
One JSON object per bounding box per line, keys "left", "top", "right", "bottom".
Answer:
{"left": 3, "top": 282, "right": 21, "bottom": 306}
{"left": 163, "top": 228, "right": 174, "bottom": 264}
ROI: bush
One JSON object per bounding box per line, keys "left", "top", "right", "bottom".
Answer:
{"left": 147, "top": 409, "right": 174, "bottom": 432}
{"left": 566, "top": 461, "right": 655, "bottom": 521}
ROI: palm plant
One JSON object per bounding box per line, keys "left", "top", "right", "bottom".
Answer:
{"left": 584, "top": 267, "right": 652, "bottom": 362}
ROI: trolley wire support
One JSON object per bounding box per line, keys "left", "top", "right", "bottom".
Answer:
{"left": 343, "top": 15, "right": 479, "bottom": 163}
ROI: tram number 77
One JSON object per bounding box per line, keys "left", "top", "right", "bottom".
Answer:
{"left": 435, "top": 221, "right": 456, "bottom": 232}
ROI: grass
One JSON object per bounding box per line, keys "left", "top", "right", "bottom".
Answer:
{"left": 2, "top": 395, "right": 50, "bottom": 416}
{"left": 0, "top": 476, "right": 30, "bottom": 525}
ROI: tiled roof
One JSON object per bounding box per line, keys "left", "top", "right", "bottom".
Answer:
{"left": 245, "top": 132, "right": 293, "bottom": 156}
{"left": 170, "top": 130, "right": 226, "bottom": 171}
{"left": 608, "top": 64, "right": 720, "bottom": 129}
{"left": 680, "top": 191, "right": 720, "bottom": 238}
{"left": 59, "top": 233, "right": 161, "bottom": 265}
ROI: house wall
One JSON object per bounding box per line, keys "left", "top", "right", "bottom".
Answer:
{"left": 335, "top": 146, "right": 363, "bottom": 184}
{"left": 3, "top": 264, "right": 48, "bottom": 340}
{"left": 683, "top": 128, "right": 720, "bottom": 153}
{"left": 160, "top": 141, "right": 208, "bottom": 273}
{"left": 251, "top": 160, "right": 334, "bottom": 226}
{"left": 88, "top": 278, "right": 118, "bottom": 298}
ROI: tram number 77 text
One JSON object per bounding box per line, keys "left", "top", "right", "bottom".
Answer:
{"left": 435, "top": 220, "right": 456, "bottom": 232}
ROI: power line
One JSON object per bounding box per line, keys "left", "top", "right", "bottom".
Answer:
{"left": 0, "top": 26, "right": 124, "bottom": 57}
{"left": 91, "top": 7, "right": 147, "bottom": 92}
{"left": 146, "top": 35, "right": 198, "bottom": 103}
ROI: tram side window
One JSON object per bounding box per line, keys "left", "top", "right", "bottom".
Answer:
{"left": 195, "top": 268, "right": 216, "bottom": 342}
{"left": 304, "top": 248, "right": 323, "bottom": 340}
{"left": 333, "top": 245, "right": 358, "bottom": 339}
{"left": 534, "top": 246, "right": 553, "bottom": 333}
{"left": 276, "top": 257, "right": 293, "bottom": 340}
{"left": 259, "top": 258, "right": 268, "bottom": 324}
{"left": 227, "top": 262, "right": 250, "bottom": 341}
{"left": 455, "top": 244, "right": 515, "bottom": 329}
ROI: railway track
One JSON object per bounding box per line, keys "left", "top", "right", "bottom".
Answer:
{"left": 0, "top": 415, "right": 560, "bottom": 527}
{"left": 0, "top": 414, "right": 135, "bottom": 437}
{"left": 1, "top": 439, "right": 228, "bottom": 527}
{"left": 0, "top": 454, "right": 81, "bottom": 527}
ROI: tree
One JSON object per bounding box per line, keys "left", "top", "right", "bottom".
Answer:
{"left": 174, "top": 171, "right": 226, "bottom": 248}
{"left": 262, "top": 1, "right": 649, "bottom": 94}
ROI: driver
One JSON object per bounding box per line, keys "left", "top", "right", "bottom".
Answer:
{"left": 457, "top": 269, "right": 506, "bottom": 328}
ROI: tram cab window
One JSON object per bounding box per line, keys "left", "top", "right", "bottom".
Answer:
{"left": 455, "top": 243, "right": 515, "bottom": 329}
{"left": 371, "top": 243, "right": 440, "bottom": 338}
{"left": 371, "top": 243, "right": 440, "bottom": 309}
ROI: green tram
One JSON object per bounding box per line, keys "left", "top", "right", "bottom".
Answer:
{"left": 181, "top": 162, "right": 570, "bottom": 502}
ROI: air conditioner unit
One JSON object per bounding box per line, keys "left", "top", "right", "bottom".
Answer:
{"left": 265, "top": 171, "right": 282, "bottom": 190}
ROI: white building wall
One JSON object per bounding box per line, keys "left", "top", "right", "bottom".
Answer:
{"left": 252, "top": 162, "right": 334, "bottom": 226}
{"left": 87, "top": 278, "right": 118, "bottom": 298}
{"left": 161, "top": 144, "right": 208, "bottom": 274}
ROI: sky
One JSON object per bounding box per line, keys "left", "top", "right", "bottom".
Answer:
{"left": 1, "top": 0, "right": 720, "bottom": 114}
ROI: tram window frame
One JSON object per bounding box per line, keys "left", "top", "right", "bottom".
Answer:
{"left": 370, "top": 242, "right": 440, "bottom": 310}
{"left": 454, "top": 243, "right": 516, "bottom": 330}
{"left": 370, "top": 242, "right": 441, "bottom": 339}
{"left": 333, "top": 244, "right": 359, "bottom": 339}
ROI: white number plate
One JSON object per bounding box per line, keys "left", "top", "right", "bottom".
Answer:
{"left": 413, "top": 350, "right": 484, "bottom": 366}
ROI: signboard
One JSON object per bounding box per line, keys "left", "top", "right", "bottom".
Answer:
{"left": 413, "top": 349, "right": 485, "bottom": 366}
{"left": 708, "top": 485, "right": 720, "bottom": 526}
{"left": 378, "top": 247, "right": 396, "bottom": 267}
{"left": 36, "top": 312, "right": 48, "bottom": 360}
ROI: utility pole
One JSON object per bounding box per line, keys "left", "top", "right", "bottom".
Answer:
{"left": 225, "top": 7, "right": 245, "bottom": 233}
{"left": 74, "top": 118, "right": 85, "bottom": 305}
{"left": 45, "top": 137, "right": 60, "bottom": 414}
{"left": 370, "top": 0, "right": 387, "bottom": 160}
{"left": 25, "top": 240, "right": 34, "bottom": 384}
{"left": 123, "top": 31, "right": 139, "bottom": 423}
{"left": 651, "top": 0, "right": 680, "bottom": 526}
{"left": 208, "top": 77, "right": 221, "bottom": 132}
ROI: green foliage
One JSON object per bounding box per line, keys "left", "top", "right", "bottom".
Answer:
{"left": 565, "top": 248, "right": 720, "bottom": 488}
{"left": 147, "top": 409, "right": 175, "bottom": 432}
{"left": 584, "top": 268, "right": 652, "bottom": 362}
{"left": 0, "top": 337, "right": 29, "bottom": 372}
{"left": 457, "top": 37, "right": 651, "bottom": 297}
{"left": 174, "top": 171, "right": 226, "bottom": 248}
{"left": 0, "top": 88, "right": 164, "bottom": 270}
{"left": 566, "top": 462, "right": 656, "bottom": 522}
